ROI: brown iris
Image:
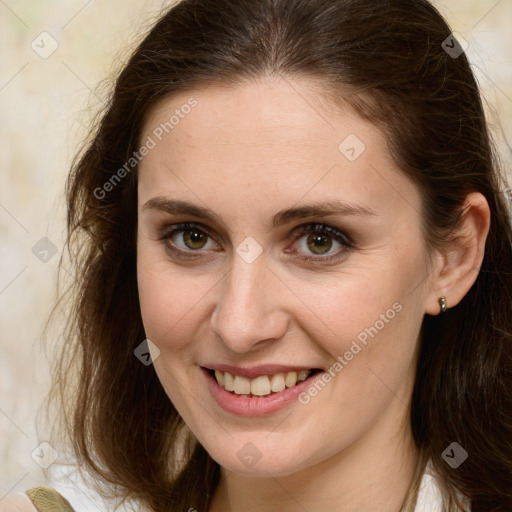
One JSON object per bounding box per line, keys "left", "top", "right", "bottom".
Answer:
{"left": 183, "top": 229, "right": 208, "bottom": 250}
{"left": 306, "top": 233, "right": 333, "bottom": 255}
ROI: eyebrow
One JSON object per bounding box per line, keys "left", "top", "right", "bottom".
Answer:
{"left": 141, "top": 197, "right": 378, "bottom": 229}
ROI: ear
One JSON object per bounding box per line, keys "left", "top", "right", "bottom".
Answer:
{"left": 425, "top": 192, "right": 491, "bottom": 316}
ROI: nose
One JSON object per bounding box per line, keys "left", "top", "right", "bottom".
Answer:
{"left": 209, "top": 252, "right": 289, "bottom": 354}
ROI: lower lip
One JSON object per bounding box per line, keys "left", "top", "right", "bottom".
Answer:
{"left": 202, "top": 367, "right": 323, "bottom": 417}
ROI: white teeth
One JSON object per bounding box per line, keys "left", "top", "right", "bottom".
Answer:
{"left": 224, "top": 372, "right": 234, "bottom": 391}
{"left": 297, "top": 369, "right": 310, "bottom": 381}
{"left": 233, "top": 375, "right": 251, "bottom": 395}
{"left": 215, "top": 370, "right": 224, "bottom": 387}
{"left": 285, "top": 371, "right": 297, "bottom": 387}
{"left": 270, "top": 373, "right": 286, "bottom": 392}
{"left": 213, "top": 369, "right": 312, "bottom": 396}
{"left": 251, "top": 376, "right": 271, "bottom": 396}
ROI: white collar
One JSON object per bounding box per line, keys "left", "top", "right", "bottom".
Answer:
{"left": 414, "top": 459, "right": 470, "bottom": 512}
{"left": 414, "top": 459, "right": 444, "bottom": 512}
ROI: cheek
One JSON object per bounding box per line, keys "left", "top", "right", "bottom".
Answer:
{"left": 137, "top": 222, "right": 428, "bottom": 360}
{"left": 296, "top": 242, "right": 427, "bottom": 382}
{"left": 136, "top": 244, "right": 214, "bottom": 351}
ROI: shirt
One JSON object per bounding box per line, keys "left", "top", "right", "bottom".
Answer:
{"left": 414, "top": 459, "right": 471, "bottom": 512}
{"left": 21, "top": 459, "right": 470, "bottom": 512}
{"left": 414, "top": 460, "right": 445, "bottom": 512}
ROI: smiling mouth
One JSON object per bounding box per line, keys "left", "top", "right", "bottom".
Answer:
{"left": 206, "top": 368, "right": 323, "bottom": 397}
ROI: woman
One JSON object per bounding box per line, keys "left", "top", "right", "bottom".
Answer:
{"left": 8, "top": 0, "right": 512, "bottom": 510}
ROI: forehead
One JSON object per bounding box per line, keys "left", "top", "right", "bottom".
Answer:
{"left": 143, "top": 77, "right": 363, "bottom": 153}
{"left": 138, "top": 77, "right": 421, "bottom": 225}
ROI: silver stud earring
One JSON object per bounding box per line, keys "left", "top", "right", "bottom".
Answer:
{"left": 438, "top": 296, "right": 448, "bottom": 313}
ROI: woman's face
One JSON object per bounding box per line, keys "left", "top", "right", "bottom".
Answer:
{"left": 136, "top": 77, "right": 434, "bottom": 476}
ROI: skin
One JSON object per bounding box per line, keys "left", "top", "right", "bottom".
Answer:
{"left": 0, "top": 492, "right": 38, "bottom": 512}
{"left": 136, "top": 76, "right": 490, "bottom": 512}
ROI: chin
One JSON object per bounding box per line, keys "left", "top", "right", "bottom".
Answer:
{"left": 203, "top": 436, "right": 321, "bottom": 477}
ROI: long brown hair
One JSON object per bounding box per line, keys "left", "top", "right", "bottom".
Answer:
{"left": 48, "top": 0, "right": 512, "bottom": 510}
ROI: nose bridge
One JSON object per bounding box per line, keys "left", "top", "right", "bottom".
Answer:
{"left": 210, "top": 252, "right": 287, "bottom": 352}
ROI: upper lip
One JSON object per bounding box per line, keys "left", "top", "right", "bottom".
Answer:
{"left": 202, "top": 363, "right": 321, "bottom": 379}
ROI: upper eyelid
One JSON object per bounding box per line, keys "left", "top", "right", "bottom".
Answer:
{"left": 161, "top": 221, "right": 353, "bottom": 249}
{"left": 161, "top": 220, "right": 346, "bottom": 236}
{"left": 159, "top": 221, "right": 356, "bottom": 265}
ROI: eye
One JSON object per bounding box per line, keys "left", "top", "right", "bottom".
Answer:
{"left": 288, "top": 223, "right": 354, "bottom": 262}
{"left": 159, "top": 222, "right": 219, "bottom": 258}
{"left": 158, "top": 222, "right": 354, "bottom": 263}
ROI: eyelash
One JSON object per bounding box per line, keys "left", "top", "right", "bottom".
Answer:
{"left": 158, "top": 222, "right": 355, "bottom": 263}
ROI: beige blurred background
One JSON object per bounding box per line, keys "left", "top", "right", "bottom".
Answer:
{"left": 0, "top": 0, "right": 511, "bottom": 510}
